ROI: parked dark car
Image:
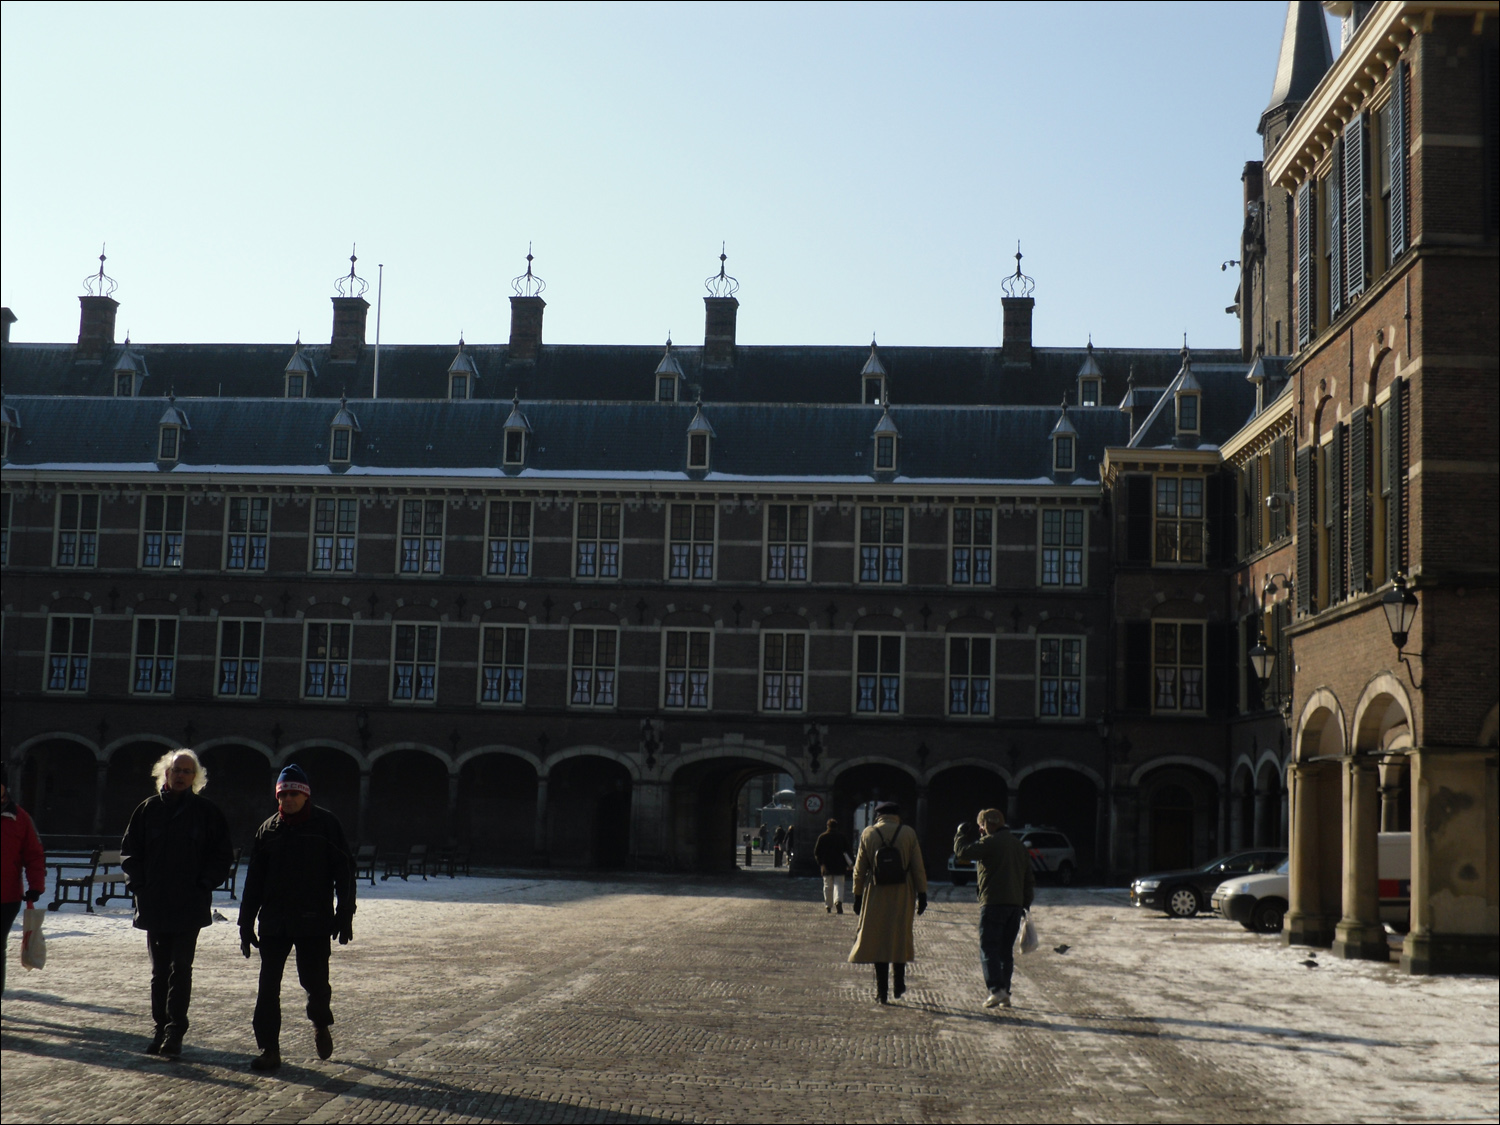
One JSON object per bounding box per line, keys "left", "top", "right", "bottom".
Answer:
{"left": 1129, "top": 849, "right": 1287, "bottom": 918}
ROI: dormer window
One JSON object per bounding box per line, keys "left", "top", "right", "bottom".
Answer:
{"left": 655, "top": 337, "right": 683, "bottom": 403}
{"left": 448, "top": 336, "right": 477, "bottom": 401}
{"left": 871, "top": 403, "right": 899, "bottom": 474}
{"left": 1050, "top": 400, "right": 1077, "bottom": 475}
{"left": 116, "top": 373, "right": 136, "bottom": 397}
{"left": 860, "top": 338, "right": 887, "bottom": 405}
{"left": 1075, "top": 337, "right": 1103, "bottom": 408}
{"left": 114, "top": 337, "right": 145, "bottom": 397}
{"left": 157, "top": 400, "right": 189, "bottom": 463}
{"left": 1176, "top": 392, "right": 1200, "bottom": 433}
{"left": 329, "top": 398, "right": 360, "bottom": 465}
{"left": 686, "top": 401, "right": 715, "bottom": 471}
{"left": 284, "top": 337, "right": 312, "bottom": 399}
{"left": 1079, "top": 378, "right": 1100, "bottom": 406}
{"left": 503, "top": 395, "right": 532, "bottom": 467}
{"left": 1173, "top": 347, "right": 1202, "bottom": 439}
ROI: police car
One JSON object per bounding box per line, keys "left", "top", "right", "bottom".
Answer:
{"left": 949, "top": 825, "right": 1076, "bottom": 886}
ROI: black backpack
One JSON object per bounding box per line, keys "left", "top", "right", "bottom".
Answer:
{"left": 871, "top": 825, "right": 908, "bottom": 886}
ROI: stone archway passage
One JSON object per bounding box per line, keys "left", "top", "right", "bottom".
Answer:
{"left": 546, "top": 756, "right": 632, "bottom": 869}
{"left": 284, "top": 747, "right": 362, "bottom": 845}
{"left": 458, "top": 754, "right": 538, "bottom": 863}
{"left": 925, "top": 766, "right": 1008, "bottom": 882}
{"left": 670, "top": 759, "right": 792, "bottom": 873}
{"left": 1016, "top": 768, "right": 1099, "bottom": 876}
{"left": 831, "top": 763, "right": 920, "bottom": 866}
{"left": 19, "top": 740, "right": 97, "bottom": 836}
{"left": 199, "top": 744, "right": 273, "bottom": 849}
{"left": 369, "top": 750, "right": 450, "bottom": 853}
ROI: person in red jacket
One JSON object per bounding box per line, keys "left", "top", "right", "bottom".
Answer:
{"left": 1, "top": 763, "right": 47, "bottom": 995}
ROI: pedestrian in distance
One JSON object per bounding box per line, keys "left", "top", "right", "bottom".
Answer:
{"left": 953, "top": 807, "right": 1034, "bottom": 1009}
{"left": 240, "top": 764, "right": 356, "bottom": 1073}
{"left": 757, "top": 821, "right": 768, "bottom": 853}
{"left": 813, "top": 818, "right": 851, "bottom": 913}
{"left": 1, "top": 763, "right": 47, "bottom": 996}
{"left": 119, "top": 748, "right": 235, "bottom": 1057}
{"left": 784, "top": 824, "right": 796, "bottom": 865}
{"left": 848, "top": 801, "right": 927, "bottom": 1004}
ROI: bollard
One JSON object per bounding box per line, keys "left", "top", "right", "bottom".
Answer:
{"left": 774, "top": 845, "right": 783, "bottom": 868}
{"left": 744, "top": 843, "right": 753, "bottom": 867}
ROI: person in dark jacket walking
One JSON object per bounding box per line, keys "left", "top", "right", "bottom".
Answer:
{"left": 953, "top": 807, "right": 1035, "bottom": 1009}
{"left": 813, "top": 818, "right": 850, "bottom": 913}
{"left": 240, "top": 764, "right": 355, "bottom": 1073}
{"left": 119, "top": 748, "right": 235, "bottom": 1056}
{"left": 2, "top": 764, "right": 47, "bottom": 995}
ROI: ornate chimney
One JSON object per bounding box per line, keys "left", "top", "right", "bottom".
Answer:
{"left": 1000, "top": 244, "right": 1034, "bottom": 367}
{"left": 330, "top": 248, "right": 370, "bottom": 363}
{"left": 508, "top": 247, "right": 546, "bottom": 363}
{"left": 77, "top": 249, "right": 119, "bottom": 361}
{"left": 703, "top": 246, "right": 739, "bottom": 368}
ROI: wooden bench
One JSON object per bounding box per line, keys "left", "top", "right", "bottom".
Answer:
{"left": 214, "top": 847, "right": 243, "bottom": 900}
{"left": 436, "top": 843, "right": 471, "bottom": 878}
{"left": 48, "top": 849, "right": 105, "bottom": 913}
{"left": 354, "top": 844, "right": 378, "bottom": 887}
{"left": 381, "top": 843, "right": 429, "bottom": 882}
{"left": 93, "top": 850, "right": 133, "bottom": 907}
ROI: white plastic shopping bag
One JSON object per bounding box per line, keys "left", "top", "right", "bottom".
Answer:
{"left": 1019, "top": 910, "right": 1039, "bottom": 955}
{"left": 21, "top": 906, "right": 47, "bottom": 970}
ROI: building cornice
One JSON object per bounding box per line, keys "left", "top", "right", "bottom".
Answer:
{"left": 1099, "top": 447, "right": 1223, "bottom": 489}
{"left": 1266, "top": 1, "right": 1498, "bottom": 190}
{"left": 1220, "top": 393, "right": 1294, "bottom": 462}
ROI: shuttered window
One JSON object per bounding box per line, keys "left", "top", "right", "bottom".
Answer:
{"left": 1389, "top": 60, "right": 1409, "bottom": 260}
{"left": 1344, "top": 114, "right": 1371, "bottom": 305}
{"left": 1328, "top": 140, "right": 1344, "bottom": 319}
{"left": 1270, "top": 436, "right": 1289, "bottom": 542}
{"left": 1385, "top": 380, "right": 1406, "bottom": 579}
{"left": 1327, "top": 425, "right": 1346, "bottom": 606}
{"left": 1349, "top": 406, "right": 1370, "bottom": 594}
{"left": 1296, "top": 179, "right": 1316, "bottom": 346}
{"left": 1295, "top": 446, "right": 1315, "bottom": 616}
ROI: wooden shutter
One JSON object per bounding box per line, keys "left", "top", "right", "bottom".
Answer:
{"left": 1271, "top": 436, "right": 1288, "bottom": 541}
{"left": 1295, "top": 445, "right": 1314, "bottom": 615}
{"left": 1329, "top": 423, "right": 1346, "bottom": 605}
{"left": 1349, "top": 406, "right": 1370, "bottom": 593}
{"left": 1124, "top": 622, "right": 1151, "bottom": 710}
{"left": 1125, "top": 474, "right": 1152, "bottom": 563}
{"left": 1273, "top": 601, "right": 1292, "bottom": 704}
{"left": 1248, "top": 457, "right": 1263, "bottom": 553}
{"left": 1207, "top": 622, "right": 1231, "bottom": 715}
{"left": 1389, "top": 61, "right": 1409, "bottom": 259}
{"left": 1345, "top": 115, "right": 1370, "bottom": 304}
{"left": 1296, "top": 180, "right": 1315, "bottom": 346}
{"left": 1329, "top": 142, "right": 1345, "bottom": 318}
{"left": 1387, "top": 379, "right": 1405, "bottom": 576}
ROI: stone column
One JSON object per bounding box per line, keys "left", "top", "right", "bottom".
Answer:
{"left": 1108, "top": 785, "right": 1138, "bottom": 874}
{"left": 1378, "top": 756, "right": 1408, "bottom": 831}
{"left": 1284, "top": 763, "right": 1329, "bottom": 946}
{"left": 1253, "top": 785, "right": 1272, "bottom": 847}
{"left": 533, "top": 777, "right": 549, "bottom": 859}
{"left": 1006, "top": 788, "right": 1020, "bottom": 826}
{"left": 356, "top": 771, "right": 371, "bottom": 845}
{"left": 1229, "top": 787, "right": 1246, "bottom": 850}
{"left": 92, "top": 759, "right": 110, "bottom": 835}
{"left": 446, "top": 774, "right": 461, "bottom": 840}
{"left": 629, "top": 778, "right": 669, "bottom": 869}
{"left": 1333, "top": 757, "right": 1388, "bottom": 960}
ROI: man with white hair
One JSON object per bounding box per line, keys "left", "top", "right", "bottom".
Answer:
{"left": 120, "top": 748, "right": 234, "bottom": 1058}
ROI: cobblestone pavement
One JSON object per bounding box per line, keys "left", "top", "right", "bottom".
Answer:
{"left": 2, "top": 871, "right": 1496, "bottom": 1123}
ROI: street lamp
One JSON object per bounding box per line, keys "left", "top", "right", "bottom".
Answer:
{"left": 1381, "top": 573, "right": 1423, "bottom": 688}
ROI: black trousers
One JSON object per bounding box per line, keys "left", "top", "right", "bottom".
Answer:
{"left": 253, "top": 934, "right": 333, "bottom": 1049}
{"left": 1, "top": 900, "right": 21, "bottom": 995}
{"left": 147, "top": 929, "right": 201, "bottom": 1033}
{"left": 873, "top": 961, "right": 906, "bottom": 999}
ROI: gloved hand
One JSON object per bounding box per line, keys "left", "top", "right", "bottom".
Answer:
{"left": 334, "top": 918, "right": 353, "bottom": 946}
{"left": 917, "top": 891, "right": 928, "bottom": 916}
{"left": 240, "top": 926, "right": 259, "bottom": 959}
{"left": 955, "top": 821, "right": 980, "bottom": 844}
{"left": 23, "top": 890, "right": 40, "bottom": 905}
{"left": 852, "top": 894, "right": 862, "bottom": 916}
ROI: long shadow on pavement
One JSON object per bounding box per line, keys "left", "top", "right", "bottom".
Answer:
{"left": 0, "top": 1014, "right": 259, "bottom": 1092}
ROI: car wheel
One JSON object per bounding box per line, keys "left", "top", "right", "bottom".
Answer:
{"left": 1165, "top": 886, "right": 1200, "bottom": 918}
{"left": 1251, "top": 898, "right": 1286, "bottom": 933}
{"left": 1056, "top": 861, "right": 1074, "bottom": 886}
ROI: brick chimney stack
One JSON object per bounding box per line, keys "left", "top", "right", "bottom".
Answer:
{"left": 1, "top": 307, "right": 16, "bottom": 345}
{"left": 703, "top": 297, "right": 738, "bottom": 367}
{"left": 77, "top": 295, "right": 119, "bottom": 360}
{"left": 508, "top": 295, "right": 545, "bottom": 362}
{"left": 329, "top": 296, "right": 369, "bottom": 363}
{"left": 1000, "top": 244, "right": 1036, "bottom": 367}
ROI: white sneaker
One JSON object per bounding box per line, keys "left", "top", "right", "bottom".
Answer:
{"left": 984, "top": 990, "right": 1011, "bottom": 1009}
{"left": 999, "top": 990, "right": 1012, "bottom": 1008}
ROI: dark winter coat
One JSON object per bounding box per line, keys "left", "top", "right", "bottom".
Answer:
{"left": 813, "top": 829, "right": 850, "bottom": 876}
{"left": 241, "top": 805, "right": 355, "bottom": 939}
{"left": 120, "top": 790, "right": 235, "bottom": 932}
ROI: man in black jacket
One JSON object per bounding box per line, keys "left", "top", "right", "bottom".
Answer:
{"left": 120, "top": 748, "right": 235, "bottom": 1057}
{"left": 240, "top": 764, "right": 355, "bottom": 1072}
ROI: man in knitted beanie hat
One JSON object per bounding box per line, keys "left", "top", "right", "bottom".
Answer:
{"left": 240, "top": 763, "right": 355, "bottom": 1072}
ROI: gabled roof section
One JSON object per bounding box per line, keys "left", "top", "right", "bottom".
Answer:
{"left": 113, "top": 339, "right": 146, "bottom": 375}
{"left": 1049, "top": 402, "right": 1077, "bottom": 438}
{"left": 872, "top": 403, "right": 900, "bottom": 437}
{"left": 686, "top": 401, "right": 716, "bottom": 437}
{"left": 331, "top": 398, "right": 361, "bottom": 431}
{"left": 1076, "top": 339, "right": 1103, "bottom": 379}
{"left": 1126, "top": 359, "right": 1255, "bottom": 451}
{"left": 158, "top": 400, "right": 190, "bottom": 429}
{"left": 448, "top": 338, "right": 478, "bottom": 376}
{"left": 654, "top": 338, "right": 684, "bottom": 378}
{"left": 503, "top": 395, "right": 532, "bottom": 433}
{"left": 1263, "top": 0, "right": 1334, "bottom": 126}
{"left": 284, "top": 339, "right": 313, "bottom": 375}
{"left": 860, "top": 339, "right": 887, "bottom": 377}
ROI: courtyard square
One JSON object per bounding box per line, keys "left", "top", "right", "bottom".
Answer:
{"left": 1, "top": 873, "right": 1495, "bottom": 1125}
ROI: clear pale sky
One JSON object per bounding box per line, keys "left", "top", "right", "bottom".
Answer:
{"left": 0, "top": 2, "right": 1338, "bottom": 351}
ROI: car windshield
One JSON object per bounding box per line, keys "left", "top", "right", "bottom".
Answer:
{"left": 1276, "top": 858, "right": 1290, "bottom": 875}
{"left": 1196, "top": 852, "right": 1246, "bottom": 872}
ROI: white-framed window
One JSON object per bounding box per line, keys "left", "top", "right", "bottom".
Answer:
{"left": 1154, "top": 475, "right": 1204, "bottom": 565}
{"left": 391, "top": 623, "right": 439, "bottom": 703}
{"left": 285, "top": 372, "right": 305, "bottom": 399}
{"left": 688, "top": 431, "right": 710, "bottom": 470}
{"left": 662, "top": 629, "right": 712, "bottom": 710}
{"left": 1079, "top": 377, "right": 1101, "bottom": 406}
{"left": 1176, "top": 392, "right": 1200, "bottom": 435}
{"left": 330, "top": 426, "right": 354, "bottom": 463}
{"left": 56, "top": 493, "right": 100, "bottom": 568}
{"left": 950, "top": 506, "right": 993, "bottom": 585}
{"left": 854, "top": 633, "right": 902, "bottom": 714}
{"left": 216, "top": 619, "right": 263, "bottom": 697}
{"left": 132, "top": 617, "right": 177, "bottom": 695}
{"left": 657, "top": 375, "right": 678, "bottom": 402}
{"left": 303, "top": 621, "right": 351, "bottom": 700}
{"left": 947, "top": 635, "right": 992, "bottom": 717}
{"left": 45, "top": 615, "right": 91, "bottom": 693}
{"left": 486, "top": 499, "right": 532, "bottom": 577}
{"left": 480, "top": 625, "right": 527, "bottom": 706}
{"left": 225, "top": 496, "right": 270, "bottom": 571}
{"left": 1153, "top": 621, "right": 1205, "bottom": 713}
{"left": 1039, "top": 508, "right": 1086, "bottom": 587}
{"left": 858, "top": 505, "right": 904, "bottom": 584}
{"left": 116, "top": 371, "right": 137, "bottom": 397}
{"left": 575, "top": 501, "right": 621, "bottom": 579}
{"left": 863, "top": 376, "right": 886, "bottom": 405}
{"left": 400, "top": 498, "right": 445, "bottom": 575}
{"left": 141, "top": 495, "right": 186, "bottom": 570}
{"left": 874, "top": 433, "right": 896, "bottom": 471}
{"left": 159, "top": 424, "right": 181, "bottom": 462}
{"left": 668, "top": 502, "right": 715, "bottom": 581}
{"left": 312, "top": 497, "right": 358, "bottom": 572}
{"left": 450, "top": 373, "right": 470, "bottom": 400}
{"left": 1037, "top": 635, "right": 1083, "bottom": 719}
{"left": 1053, "top": 432, "right": 1075, "bottom": 473}
{"left": 760, "top": 631, "right": 807, "bottom": 712}
{"left": 765, "top": 503, "right": 809, "bottom": 582}
{"left": 569, "top": 626, "right": 618, "bottom": 708}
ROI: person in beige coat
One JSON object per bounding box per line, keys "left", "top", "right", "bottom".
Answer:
{"left": 847, "top": 801, "right": 928, "bottom": 1004}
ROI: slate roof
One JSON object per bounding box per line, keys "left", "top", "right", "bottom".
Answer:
{"left": 0, "top": 339, "right": 1238, "bottom": 409}
{"left": 1126, "top": 358, "right": 1258, "bottom": 451}
{"left": 0, "top": 396, "right": 1131, "bottom": 486}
